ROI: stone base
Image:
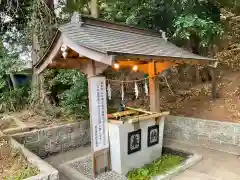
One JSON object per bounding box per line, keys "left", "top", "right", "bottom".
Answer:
{"left": 59, "top": 155, "right": 127, "bottom": 180}
{"left": 108, "top": 117, "right": 165, "bottom": 175}
{"left": 10, "top": 138, "right": 59, "bottom": 180}
{"left": 59, "top": 150, "right": 202, "bottom": 180}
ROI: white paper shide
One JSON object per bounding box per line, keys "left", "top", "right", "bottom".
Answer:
{"left": 89, "top": 76, "right": 109, "bottom": 152}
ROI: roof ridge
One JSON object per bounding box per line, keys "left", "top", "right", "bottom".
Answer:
{"left": 76, "top": 14, "right": 162, "bottom": 38}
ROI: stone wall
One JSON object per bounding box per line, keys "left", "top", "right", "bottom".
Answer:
{"left": 10, "top": 138, "right": 59, "bottom": 180}
{"left": 13, "top": 120, "right": 90, "bottom": 158}
{"left": 164, "top": 116, "right": 240, "bottom": 155}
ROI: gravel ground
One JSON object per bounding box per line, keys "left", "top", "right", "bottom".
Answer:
{"left": 69, "top": 156, "right": 128, "bottom": 180}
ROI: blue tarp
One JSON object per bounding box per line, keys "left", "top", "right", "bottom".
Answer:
{"left": 14, "top": 74, "right": 31, "bottom": 85}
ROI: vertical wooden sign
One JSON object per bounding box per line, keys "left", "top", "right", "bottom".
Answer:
{"left": 88, "top": 76, "right": 110, "bottom": 177}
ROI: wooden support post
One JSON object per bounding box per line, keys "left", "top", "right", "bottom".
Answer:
{"left": 148, "top": 61, "right": 160, "bottom": 112}
{"left": 211, "top": 67, "right": 217, "bottom": 100}
{"left": 87, "top": 59, "right": 96, "bottom": 77}
{"left": 148, "top": 61, "right": 160, "bottom": 113}
{"left": 87, "top": 59, "right": 110, "bottom": 178}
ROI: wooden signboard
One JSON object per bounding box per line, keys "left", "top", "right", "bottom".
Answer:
{"left": 88, "top": 76, "right": 110, "bottom": 177}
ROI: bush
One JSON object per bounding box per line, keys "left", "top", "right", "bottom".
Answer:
{"left": 59, "top": 78, "right": 89, "bottom": 119}
{"left": 5, "top": 166, "right": 38, "bottom": 180}
{"left": 49, "top": 70, "right": 89, "bottom": 119}
{"left": 128, "top": 155, "right": 184, "bottom": 180}
{"left": 0, "top": 83, "right": 30, "bottom": 112}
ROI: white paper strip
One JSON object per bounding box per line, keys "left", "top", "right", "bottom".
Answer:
{"left": 144, "top": 78, "right": 148, "bottom": 96}
{"left": 62, "top": 51, "right": 68, "bottom": 58}
{"left": 107, "top": 82, "right": 112, "bottom": 100}
{"left": 134, "top": 81, "right": 139, "bottom": 99}
{"left": 121, "top": 81, "right": 124, "bottom": 101}
{"left": 61, "top": 44, "right": 68, "bottom": 52}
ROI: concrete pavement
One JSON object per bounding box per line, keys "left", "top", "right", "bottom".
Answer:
{"left": 44, "top": 142, "right": 240, "bottom": 180}
{"left": 167, "top": 142, "right": 240, "bottom": 180}
{"left": 45, "top": 146, "right": 91, "bottom": 180}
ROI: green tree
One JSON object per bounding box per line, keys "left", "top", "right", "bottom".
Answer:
{"left": 173, "top": 14, "right": 223, "bottom": 54}
{"left": 101, "top": 0, "right": 222, "bottom": 53}
{"left": 216, "top": 0, "right": 240, "bottom": 14}
{"left": 0, "top": 0, "right": 226, "bottom": 115}
{"left": 0, "top": 38, "right": 24, "bottom": 89}
{"left": 60, "top": 0, "right": 222, "bottom": 50}
{"left": 48, "top": 70, "right": 89, "bottom": 119}
{"left": 0, "top": 38, "right": 30, "bottom": 112}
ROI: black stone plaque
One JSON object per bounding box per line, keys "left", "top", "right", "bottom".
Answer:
{"left": 147, "top": 125, "right": 159, "bottom": 147}
{"left": 128, "top": 129, "right": 141, "bottom": 154}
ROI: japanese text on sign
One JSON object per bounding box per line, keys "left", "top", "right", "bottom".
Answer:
{"left": 89, "top": 76, "right": 109, "bottom": 151}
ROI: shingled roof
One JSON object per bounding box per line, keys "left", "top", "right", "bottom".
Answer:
{"left": 35, "top": 14, "right": 216, "bottom": 74}
{"left": 58, "top": 14, "right": 214, "bottom": 62}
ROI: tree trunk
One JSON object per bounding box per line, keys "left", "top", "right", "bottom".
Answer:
{"left": 31, "top": 0, "right": 55, "bottom": 103}
{"left": 9, "top": 73, "right": 17, "bottom": 89}
{"left": 45, "top": 0, "right": 54, "bottom": 10}
{"left": 31, "top": 32, "right": 40, "bottom": 88}
{"left": 90, "top": 0, "right": 99, "bottom": 18}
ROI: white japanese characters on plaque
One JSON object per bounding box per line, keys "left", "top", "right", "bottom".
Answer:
{"left": 89, "top": 76, "right": 109, "bottom": 152}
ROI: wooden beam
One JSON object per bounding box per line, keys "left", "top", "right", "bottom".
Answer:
{"left": 125, "top": 107, "right": 153, "bottom": 114}
{"left": 62, "top": 35, "right": 115, "bottom": 66}
{"left": 67, "top": 49, "right": 80, "bottom": 58}
{"left": 87, "top": 59, "right": 96, "bottom": 77}
{"left": 108, "top": 119, "right": 124, "bottom": 124}
{"left": 116, "top": 55, "right": 214, "bottom": 65}
{"left": 127, "top": 111, "right": 169, "bottom": 123}
{"left": 55, "top": 57, "right": 88, "bottom": 62}
{"left": 36, "top": 34, "right": 63, "bottom": 74}
{"left": 94, "top": 61, "right": 110, "bottom": 75}
{"left": 108, "top": 110, "right": 136, "bottom": 119}
{"left": 48, "top": 58, "right": 82, "bottom": 69}
{"left": 117, "top": 61, "right": 147, "bottom": 66}
{"left": 139, "top": 61, "right": 177, "bottom": 74}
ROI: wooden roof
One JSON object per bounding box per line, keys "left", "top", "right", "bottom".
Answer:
{"left": 60, "top": 16, "right": 214, "bottom": 61}
{"left": 34, "top": 14, "right": 216, "bottom": 74}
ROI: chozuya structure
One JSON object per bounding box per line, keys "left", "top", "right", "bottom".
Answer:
{"left": 34, "top": 13, "right": 217, "bottom": 177}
